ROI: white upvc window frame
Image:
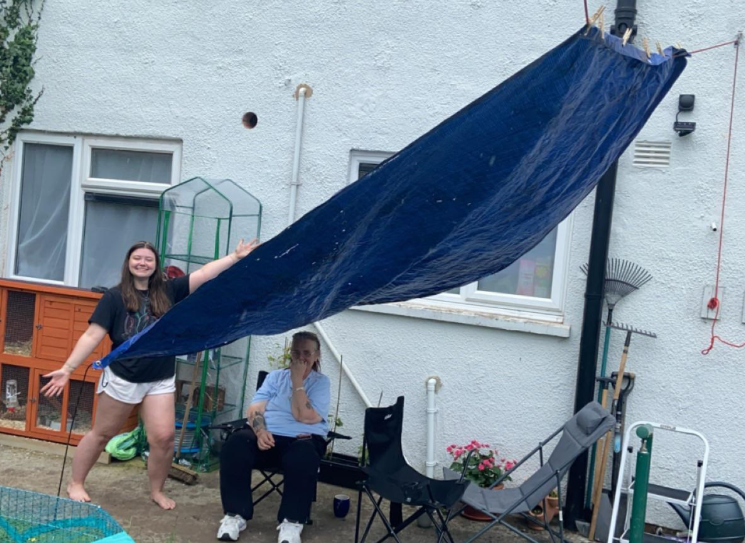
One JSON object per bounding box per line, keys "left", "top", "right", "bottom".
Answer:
{"left": 348, "top": 149, "right": 573, "bottom": 322}
{"left": 5, "top": 132, "right": 182, "bottom": 286}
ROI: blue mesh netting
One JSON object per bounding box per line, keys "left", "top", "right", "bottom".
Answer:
{"left": 97, "top": 27, "right": 687, "bottom": 367}
{"left": 0, "top": 486, "right": 134, "bottom": 543}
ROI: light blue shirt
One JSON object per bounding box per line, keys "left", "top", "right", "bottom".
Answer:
{"left": 252, "top": 369, "right": 330, "bottom": 438}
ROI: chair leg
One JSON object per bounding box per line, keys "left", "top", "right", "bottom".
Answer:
{"left": 359, "top": 492, "right": 384, "bottom": 543}
{"left": 362, "top": 488, "right": 404, "bottom": 543}
{"left": 355, "top": 487, "right": 364, "bottom": 543}
{"left": 463, "top": 517, "right": 545, "bottom": 543}
{"left": 437, "top": 502, "right": 466, "bottom": 543}
{"left": 432, "top": 508, "right": 457, "bottom": 543}
{"left": 252, "top": 474, "right": 284, "bottom": 506}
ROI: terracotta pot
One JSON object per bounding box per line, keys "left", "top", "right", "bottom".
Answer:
{"left": 461, "top": 484, "right": 504, "bottom": 522}
{"left": 544, "top": 495, "right": 560, "bottom": 523}
{"left": 527, "top": 505, "right": 546, "bottom": 531}
{"left": 526, "top": 495, "right": 560, "bottom": 531}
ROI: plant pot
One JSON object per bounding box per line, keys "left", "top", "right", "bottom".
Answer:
{"left": 527, "top": 505, "right": 546, "bottom": 531}
{"left": 461, "top": 484, "right": 504, "bottom": 522}
{"left": 544, "top": 495, "right": 560, "bottom": 524}
{"left": 319, "top": 452, "right": 367, "bottom": 490}
{"left": 526, "top": 495, "right": 560, "bottom": 531}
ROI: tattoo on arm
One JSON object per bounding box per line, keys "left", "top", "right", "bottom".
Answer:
{"left": 305, "top": 401, "right": 312, "bottom": 410}
{"left": 252, "top": 413, "right": 266, "bottom": 432}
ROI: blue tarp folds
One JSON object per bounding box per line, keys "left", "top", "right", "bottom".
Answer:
{"left": 97, "top": 27, "right": 686, "bottom": 367}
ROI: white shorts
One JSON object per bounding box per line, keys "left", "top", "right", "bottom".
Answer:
{"left": 96, "top": 366, "right": 176, "bottom": 405}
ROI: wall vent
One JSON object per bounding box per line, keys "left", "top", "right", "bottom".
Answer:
{"left": 633, "top": 140, "right": 672, "bottom": 168}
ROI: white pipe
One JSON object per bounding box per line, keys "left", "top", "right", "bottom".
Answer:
{"left": 288, "top": 87, "right": 307, "bottom": 225}
{"left": 313, "top": 321, "right": 372, "bottom": 408}
{"left": 284, "top": 84, "right": 372, "bottom": 409}
{"left": 425, "top": 378, "right": 438, "bottom": 478}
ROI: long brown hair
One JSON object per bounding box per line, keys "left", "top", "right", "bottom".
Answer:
{"left": 119, "top": 241, "right": 171, "bottom": 317}
{"left": 292, "top": 331, "right": 321, "bottom": 372}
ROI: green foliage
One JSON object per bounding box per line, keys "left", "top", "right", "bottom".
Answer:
{"left": 358, "top": 444, "right": 368, "bottom": 465}
{"left": 0, "top": 0, "right": 43, "bottom": 151}
{"left": 267, "top": 341, "right": 292, "bottom": 369}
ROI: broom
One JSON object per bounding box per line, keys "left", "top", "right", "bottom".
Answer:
{"left": 168, "top": 351, "right": 203, "bottom": 485}
{"left": 580, "top": 258, "right": 652, "bottom": 509}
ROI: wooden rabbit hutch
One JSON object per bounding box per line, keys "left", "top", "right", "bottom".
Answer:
{"left": 0, "top": 279, "right": 137, "bottom": 445}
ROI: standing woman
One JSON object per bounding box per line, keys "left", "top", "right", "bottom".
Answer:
{"left": 41, "top": 238, "right": 258, "bottom": 510}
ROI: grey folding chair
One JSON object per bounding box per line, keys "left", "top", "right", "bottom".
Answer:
{"left": 442, "top": 401, "right": 614, "bottom": 543}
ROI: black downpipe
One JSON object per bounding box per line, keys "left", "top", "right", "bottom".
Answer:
{"left": 565, "top": 0, "right": 637, "bottom": 529}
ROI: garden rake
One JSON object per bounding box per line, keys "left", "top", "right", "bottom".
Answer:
{"left": 581, "top": 258, "right": 652, "bottom": 508}
{"left": 589, "top": 321, "right": 657, "bottom": 540}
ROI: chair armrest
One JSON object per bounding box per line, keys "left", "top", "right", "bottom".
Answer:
{"left": 327, "top": 431, "right": 352, "bottom": 441}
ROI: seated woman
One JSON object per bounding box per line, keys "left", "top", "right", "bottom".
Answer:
{"left": 217, "top": 331, "right": 330, "bottom": 543}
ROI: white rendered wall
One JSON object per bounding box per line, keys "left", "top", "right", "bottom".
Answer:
{"left": 0, "top": 0, "right": 743, "bottom": 528}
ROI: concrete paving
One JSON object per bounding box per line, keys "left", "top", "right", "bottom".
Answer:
{"left": 0, "top": 439, "right": 590, "bottom": 543}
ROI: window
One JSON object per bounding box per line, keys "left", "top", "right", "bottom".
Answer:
{"left": 6, "top": 133, "right": 182, "bottom": 288}
{"left": 349, "top": 150, "right": 572, "bottom": 320}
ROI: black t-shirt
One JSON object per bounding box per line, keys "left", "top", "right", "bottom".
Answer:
{"left": 89, "top": 275, "right": 191, "bottom": 383}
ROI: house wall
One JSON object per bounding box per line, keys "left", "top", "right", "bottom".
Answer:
{"left": 0, "top": 0, "right": 743, "bottom": 527}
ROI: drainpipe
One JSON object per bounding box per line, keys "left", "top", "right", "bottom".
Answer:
{"left": 565, "top": 0, "right": 637, "bottom": 529}
{"left": 288, "top": 84, "right": 311, "bottom": 225}
{"left": 284, "top": 83, "right": 373, "bottom": 409}
{"left": 425, "top": 378, "right": 438, "bottom": 478}
{"left": 416, "top": 377, "right": 439, "bottom": 529}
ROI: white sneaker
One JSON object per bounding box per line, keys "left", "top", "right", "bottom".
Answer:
{"left": 217, "top": 514, "right": 247, "bottom": 541}
{"left": 277, "top": 519, "right": 303, "bottom": 543}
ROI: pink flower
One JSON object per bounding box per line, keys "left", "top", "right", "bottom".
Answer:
{"left": 465, "top": 444, "right": 473, "bottom": 451}
{"left": 505, "top": 461, "right": 514, "bottom": 471}
{"left": 478, "top": 463, "right": 485, "bottom": 471}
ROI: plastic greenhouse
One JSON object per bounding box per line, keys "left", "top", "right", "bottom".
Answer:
{"left": 155, "top": 177, "right": 262, "bottom": 472}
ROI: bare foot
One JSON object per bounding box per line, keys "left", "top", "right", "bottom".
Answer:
{"left": 67, "top": 482, "right": 91, "bottom": 502}
{"left": 151, "top": 491, "right": 176, "bottom": 510}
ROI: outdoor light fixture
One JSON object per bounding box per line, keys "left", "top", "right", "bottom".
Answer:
{"left": 673, "top": 94, "right": 696, "bottom": 137}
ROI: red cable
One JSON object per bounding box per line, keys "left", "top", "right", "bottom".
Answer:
{"left": 702, "top": 39, "right": 741, "bottom": 354}
{"left": 689, "top": 40, "right": 738, "bottom": 55}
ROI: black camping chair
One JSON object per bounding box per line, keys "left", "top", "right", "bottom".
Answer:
{"left": 441, "top": 401, "right": 615, "bottom": 543}
{"left": 355, "top": 396, "right": 466, "bottom": 543}
{"left": 209, "top": 370, "right": 351, "bottom": 522}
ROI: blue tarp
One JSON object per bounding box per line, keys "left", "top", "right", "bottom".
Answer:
{"left": 97, "top": 27, "right": 686, "bottom": 367}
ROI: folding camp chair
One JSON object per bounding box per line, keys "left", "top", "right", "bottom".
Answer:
{"left": 355, "top": 396, "right": 467, "bottom": 543}
{"left": 209, "top": 370, "right": 351, "bottom": 522}
{"left": 442, "top": 401, "right": 614, "bottom": 543}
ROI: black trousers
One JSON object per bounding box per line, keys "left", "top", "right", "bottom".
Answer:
{"left": 220, "top": 427, "right": 327, "bottom": 524}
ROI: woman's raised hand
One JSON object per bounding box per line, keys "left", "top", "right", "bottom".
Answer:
{"left": 233, "top": 238, "right": 260, "bottom": 261}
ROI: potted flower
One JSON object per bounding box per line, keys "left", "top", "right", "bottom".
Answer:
{"left": 447, "top": 441, "right": 515, "bottom": 521}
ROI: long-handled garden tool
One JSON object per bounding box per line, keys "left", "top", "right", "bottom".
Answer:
{"left": 589, "top": 322, "right": 656, "bottom": 540}
{"left": 582, "top": 259, "right": 652, "bottom": 509}
{"left": 170, "top": 351, "right": 203, "bottom": 485}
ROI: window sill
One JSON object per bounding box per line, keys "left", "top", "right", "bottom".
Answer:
{"left": 350, "top": 301, "right": 571, "bottom": 338}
